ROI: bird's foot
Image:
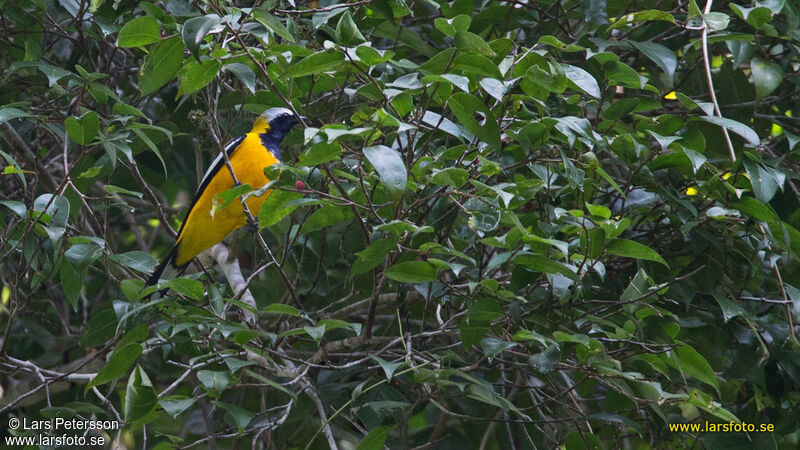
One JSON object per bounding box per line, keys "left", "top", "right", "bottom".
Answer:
{"left": 246, "top": 219, "right": 260, "bottom": 233}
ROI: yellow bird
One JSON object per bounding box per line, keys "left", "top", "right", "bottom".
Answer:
{"left": 146, "top": 107, "right": 301, "bottom": 287}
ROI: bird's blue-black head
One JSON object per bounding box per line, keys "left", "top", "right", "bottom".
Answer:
{"left": 254, "top": 107, "right": 303, "bottom": 161}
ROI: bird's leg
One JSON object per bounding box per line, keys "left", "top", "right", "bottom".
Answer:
{"left": 246, "top": 218, "right": 260, "bottom": 233}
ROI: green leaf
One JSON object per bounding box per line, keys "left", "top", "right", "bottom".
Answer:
{"left": 197, "top": 370, "right": 231, "bottom": 394}
{"left": 528, "top": 344, "right": 560, "bottom": 373}
{"left": 139, "top": 36, "right": 185, "bottom": 95}
{"left": 258, "top": 190, "right": 301, "bottom": 229}
{"left": 514, "top": 254, "right": 579, "bottom": 281}
{"left": 357, "top": 425, "right": 391, "bottom": 450}
{"left": 108, "top": 251, "right": 157, "bottom": 273}
{"left": 225, "top": 63, "right": 256, "bottom": 94}
{"left": 729, "top": 4, "right": 772, "bottom": 28}
{"left": 743, "top": 159, "right": 784, "bottom": 203}
{"left": 176, "top": 58, "right": 221, "bottom": 97}
{"left": 363, "top": 145, "right": 407, "bottom": 195}
{"left": 581, "top": 0, "right": 608, "bottom": 25}
{"left": 385, "top": 261, "right": 438, "bottom": 283}
{"left": 37, "top": 64, "right": 73, "bottom": 87}
{"left": 80, "top": 307, "right": 118, "bottom": 347}
{"left": 454, "top": 31, "right": 494, "bottom": 55}
{"left": 628, "top": 40, "right": 677, "bottom": 83}
{"left": 609, "top": 9, "right": 675, "bottom": 30}
{"left": 181, "top": 14, "right": 221, "bottom": 57}
{"left": 88, "top": 343, "right": 143, "bottom": 388}
{"left": 159, "top": 396, "right": 196, "bottom": 418}
{"left": 479, "top": 77, "right": 506, "bottom": 101}
{"left": 673, "top": 344, "right": 720, "bottom": 396}
{"left": 728, "top": 40, "right": 754, "bottom": 69}
{"left": 604, "top": 60, "right": 644, "bottom": 88}
{"left": 300, "top": 205, "right": 354, "bottom": 234}
{"left": 213, "top": 401, "right": 253, "bottom": 434}
{"left": 460, "top": 297, "right": 502, "bottom": 348}
{"left": 583, "top": 228, "right": 606, "bottom": 259}
{"left": 370, "top": 355, "right": 404, "bottom": 381}
{"left": 64, "top": 243, "right": 102, "bottom": 268}
{"left": 336, "top": 10, "right": 365, "bottom": 46}
{"left": 562, "top": 64, "right": 601, "bottom": 98}
{"left": 480, "top": 337, "right": 516, "bottom": 361}
{"left": 750, "top": 57, "right": 782, "bottom": 99}
{"left": 263, "top": 303, "right": 301, "bottom": 316}
{"left": 0, "top": 200, "right": 26, "bottom": 217}
{"left": 130, "top": 127, "right": 167, "bottom": 175}
{"left": 65, "top": 111, "right": 99, "bottom": 145}
{"left": 352, "top": 237, "right": 399, "bottom": 275}
{"left": 732, "top": 196, "right": 779, "bottom": 224}
{"left": 299, "top": 141, "right": 342, "bottom": 166}
{"left": 711, "top": 290, "right": 749, "bottom": 322}
{"left": 104, "top": 185, "right": 144, "bottom": 198}
{"left": 448, "top": 92, "right": 501, "bottom": 151}
{"left": 117, "top": 16, "right": 160, "bottom": 47}
{"left": 60, "top": 260, "right": 81, "bottom": 309}
{"left": 304, "top": 324, "right": 326, "bottom": 342}
{"left": 121, "top": 279, "right": 144, "bottom": 302}
{"left": 538, "top": 35, "right": 586, "bottom": 52}
{"left": 432, "top": 167, "right": 470, "bottom": 188}
{"left": 553, "top": 331, "right": 590, "bottom": 347}
{"left": 695, "top": 116, "right": 760, "bottom": 146}
{"left": 33, "top": 194, "right": 69, "bottom": 244}
{"left": 452, "top": 53, "right": 502, "bottom": 79}
{"left": 685, "top": 390, "right": 739, "bottom": 423}
{"left": 701, "top": 12, "right": 731, "bottom": 31}
{"left": 355, "top": 46, "right": 394, "bottom": 66}
{"left": 373, "top": 22, "right": 433, "bottom": 57}
{"left": 162, "top": 278, "right": 205, "bottom": 300}
{"left": 606, "top": 239, "right": 668, "bottom": 267}
{"left": 681, "top": 147, "right": 707, "bottom": 174}
{"left": 434, "top": 14, "right": 470, "bottom": 36}
{"left": 245, "top": 369, "right": 298, "bottom": 399}
{"left": 465, "top": 197, "right": 501, "bottom": 233}
{"left": 124, "top": 365, "right": 157, "bottom": 421}
{"left": 212, "top": 183, "right": 252, "bottom": 217}
{"left": 0, "top": 107, "right": 33, "bottom": 124}
{"left": 285, "top": 51, "right": 344, "bottom": 78}
{"left": 423, "top": 74, "right": 470, "bottom": 93}
{"left": 253, "top": 8, "right": 295, "bottom": 43}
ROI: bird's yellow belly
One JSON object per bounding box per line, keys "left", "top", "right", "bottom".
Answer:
{"left": 174, "top": 134, "right": 278, "bottom": 266}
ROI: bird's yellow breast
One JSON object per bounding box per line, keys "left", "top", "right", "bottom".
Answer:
{"left": 173, "top": 133, "right": 278, "bottom": 266}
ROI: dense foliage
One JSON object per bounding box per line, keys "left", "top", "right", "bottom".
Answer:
{"left": 2, "top": 0, "right": 800, "bottom": 448}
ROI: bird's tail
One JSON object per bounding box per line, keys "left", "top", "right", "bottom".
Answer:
{"left": 146, "top": 245, "right": 178, "bottom": 288}
{"left": 145, "top": 246, "right": 198, "bottom": 299}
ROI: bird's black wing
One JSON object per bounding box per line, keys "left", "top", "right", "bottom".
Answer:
{"left": 145, "top": 134, "right": 246, "bottom": 287}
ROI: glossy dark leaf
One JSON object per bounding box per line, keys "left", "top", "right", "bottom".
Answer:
{"left": 139, "top": 37, "right": 185, "bottom": 95}
{"left": 88, "top": 343, "right": 143, "bottom": 388}
{"left": 385, "top": 261, "right": 437, "bottom": 283}
{"left": 117, "top": 16, "right": 160, "bottom": 48}
{"left": 65, "top": 111, "right": 99, "bottom": 145}
{"left": 363, "top": 145, "right": 407, "bottom": 195}
{"left": 181, "top": 14, "right": 221, "bottom": 57}
{"left": 357, "top": 426, "right": 391, "bottom": 450}
{"left": 285, "top": 51, "right": 344, "bottom": 78}
{"left": 448, "top": 92, "right": 501, "bottom": 151}
{"left": 124, "top": 365, "right": 157, "bottom": 421}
